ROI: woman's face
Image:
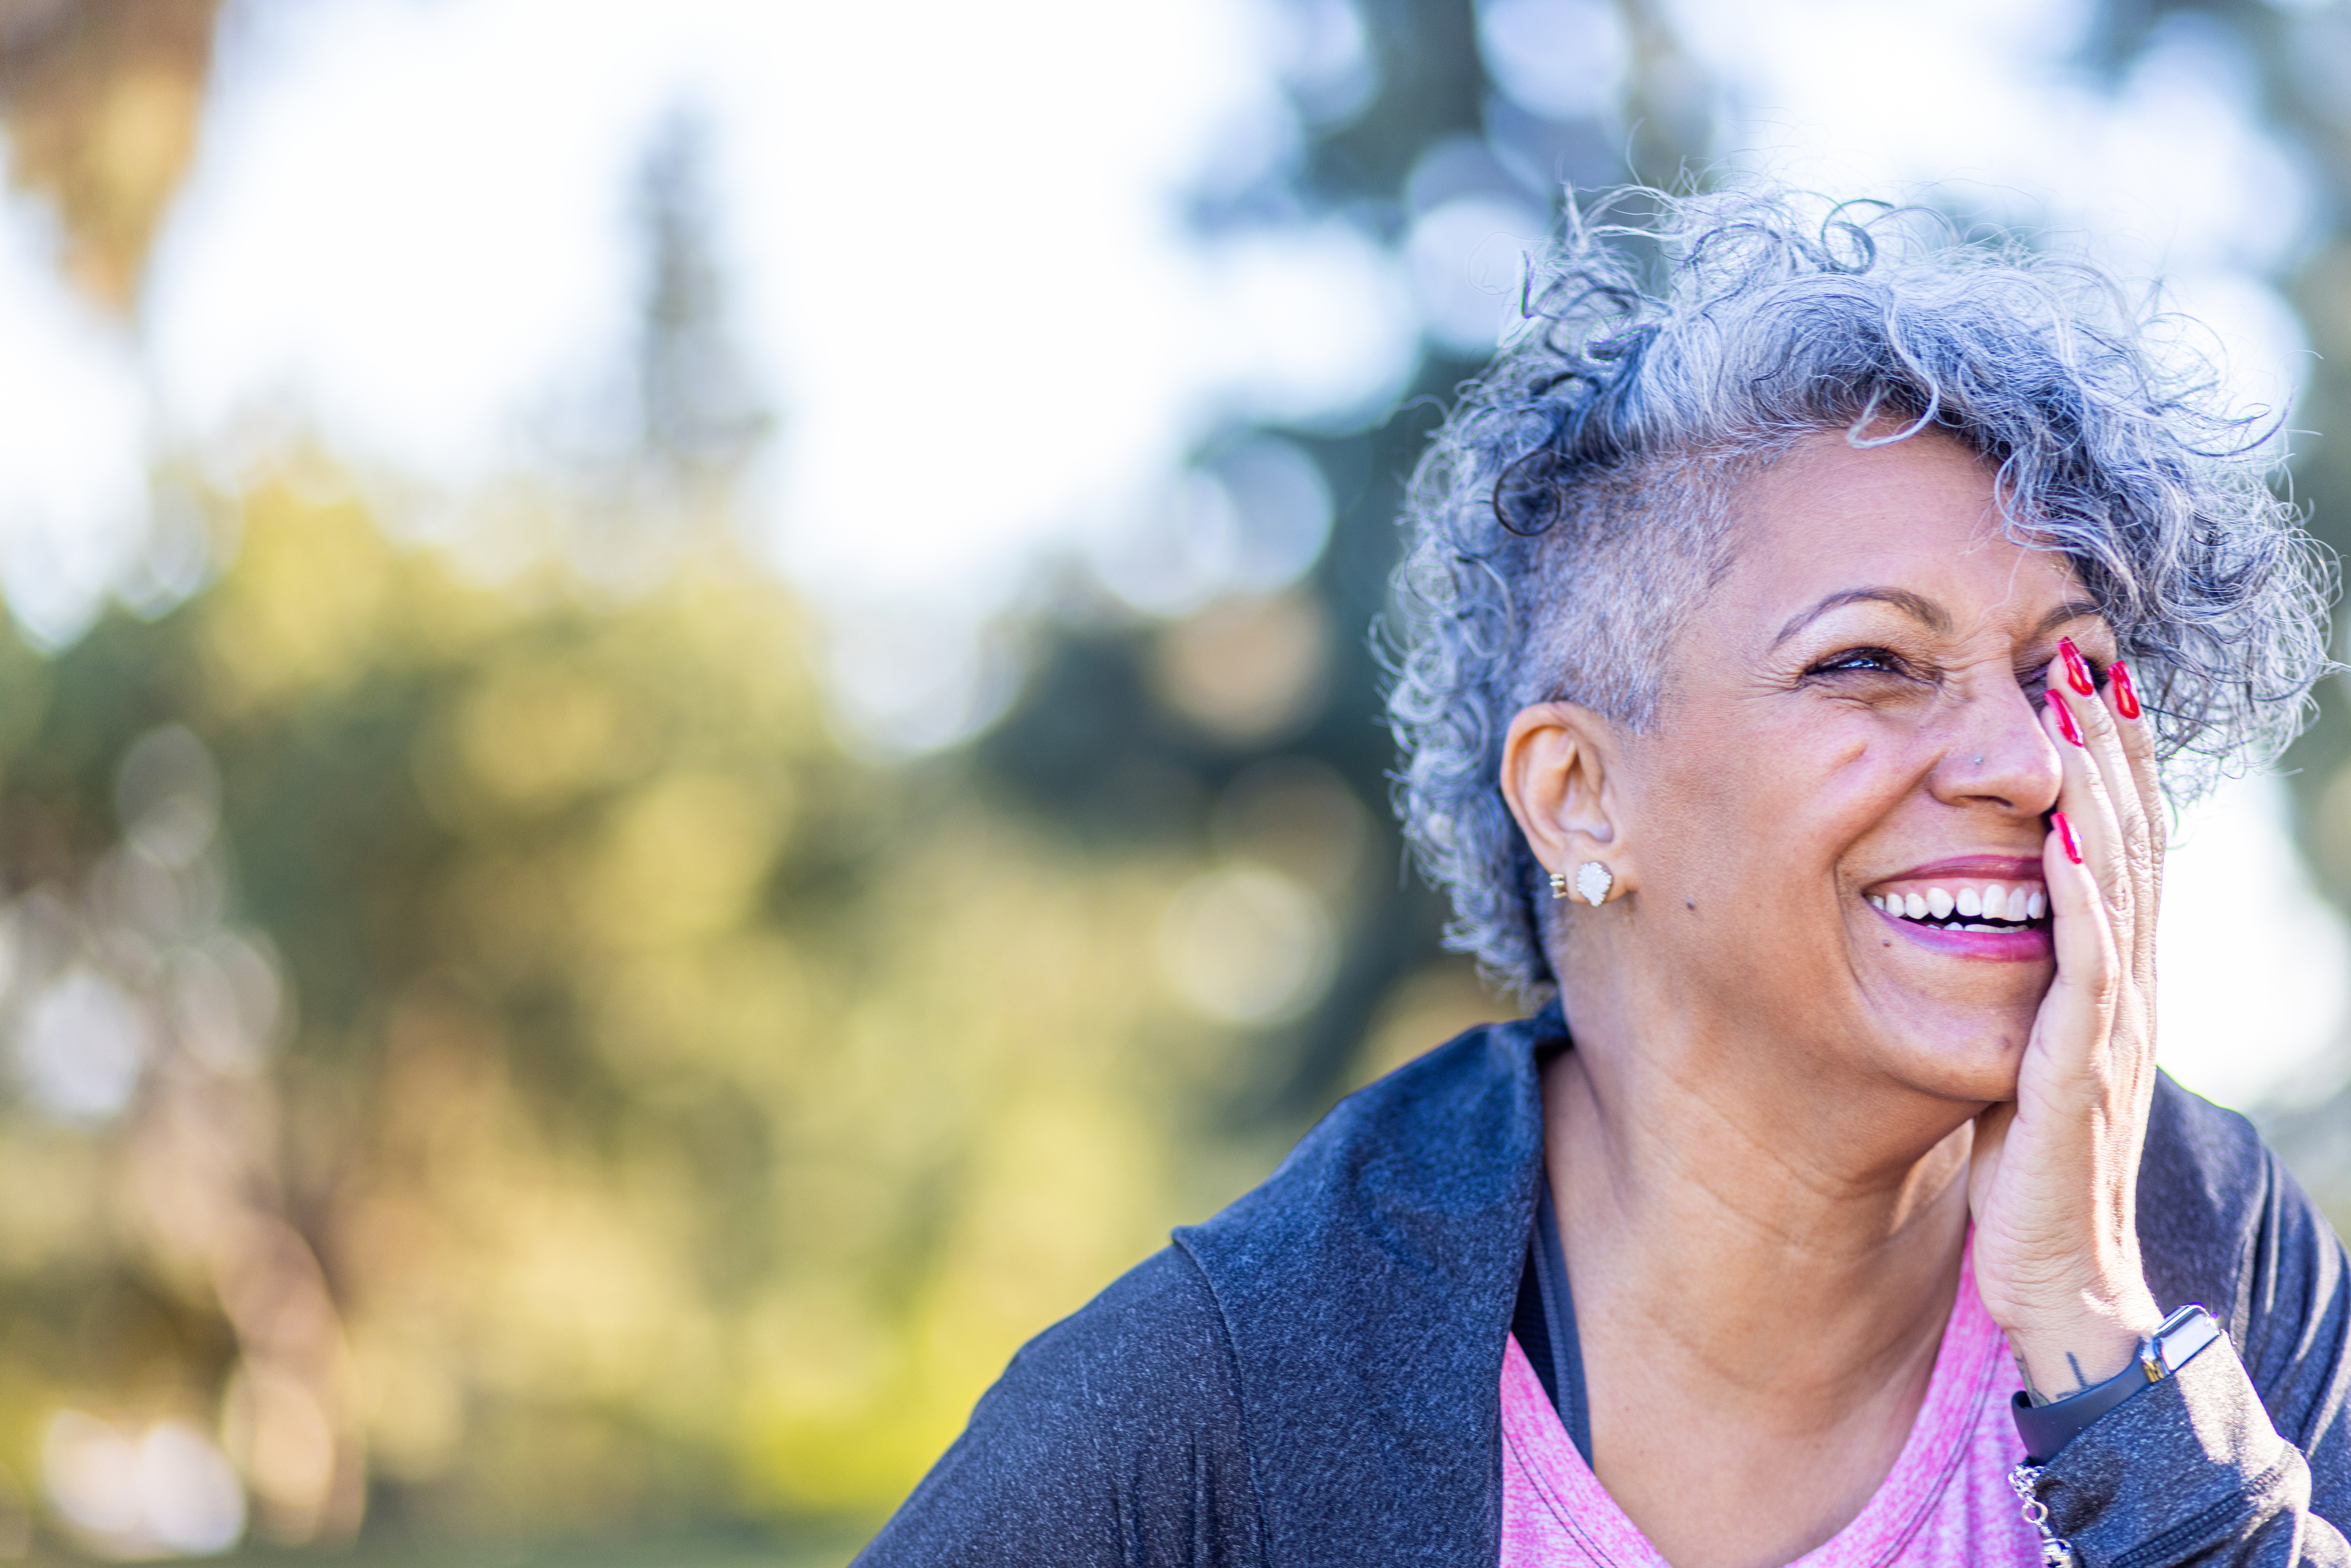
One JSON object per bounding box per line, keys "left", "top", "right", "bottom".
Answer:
{"left": 1590, "top": 430, "right": 2105, "bottom": 1104}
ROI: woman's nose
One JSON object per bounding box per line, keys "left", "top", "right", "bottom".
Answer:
{"left": 1928, "top": 683, "right": 2064, "bottom": 817}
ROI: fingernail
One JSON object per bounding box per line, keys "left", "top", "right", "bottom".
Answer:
{"left": 2111, "top": 659, "right": 2141, "bottom": 721}
{"left": 2048, "top": 692, "right": 2084, "bottom": 747}
{"left": 2052, "top": 809, "right": 2082, "bottom": 865}
{"left": 2058, "top": 636, "right": 2096, "bottom": 696}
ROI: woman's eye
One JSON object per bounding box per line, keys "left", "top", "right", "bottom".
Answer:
{"left": 1811, "top": 648, "right": 1904, "bottom": 676}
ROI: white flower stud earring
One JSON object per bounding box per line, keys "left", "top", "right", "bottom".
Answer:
{"left": 1574, "top": 861, "right": 1614, "bottom": 907}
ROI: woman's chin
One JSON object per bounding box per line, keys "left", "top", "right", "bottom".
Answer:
{"left": 1854, "top": 954, "right": 2048, "bottom": 1100}
{"left": 1905, "top": 1038, "right": 2028, "bottom": 1105}
{"left": 1856, "top": 999, "right": 2036, "bottom": 1104}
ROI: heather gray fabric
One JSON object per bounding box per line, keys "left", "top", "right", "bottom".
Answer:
{"left": 855, "top": 1007, "right": 2351, "bottom": 1565}
{"left": 850, "top": 1249, "right": 1264, "bottom": 1566}
{"left": 2039, "top": 1342, "right": 2349, "bottom": 1565}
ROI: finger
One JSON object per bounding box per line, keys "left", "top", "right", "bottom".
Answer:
{"left": 2048, "top": 668, "right": 2160, "bottom": 941}
{"left": 2042, "top": 689, "right": 2131, "bottom": 911}
{"left": 2052, "top": 640, "right": 2147, "bottom": 856}
{"left": 2042, "top": 696, "right": 2159, "bottom": 1100}
{"left": 2044, "top": 679, "right": 2161, "bottom": 1040}
{"left": 2101, "top": 655, "right": 2164, "bottom": 982}
{"left": 2056, "top": 639, "right": 2161, "bottom": 872}
{"left": 2032, "top": 805, "right": 2122, "bottom": 1086}
{"left": 2055, "top": 636, "right": 2163, "bottom": 995}
{"left": 2102, "top": 656, "right": 2164, "bottom": 856}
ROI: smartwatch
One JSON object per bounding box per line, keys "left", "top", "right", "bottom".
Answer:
{"left": 2011, "top": 1304, "right": 2222, "bottom": 1463}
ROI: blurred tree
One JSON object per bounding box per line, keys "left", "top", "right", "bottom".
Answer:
{"left": 0, "top": 26, "right": 1291, "bottom": 1555}
{"left": 554, "top": 103, "right": 776, "bottom": 578}
{"left": 977, "top": 0, "right": 1715, "bottom": 1125}
{"left": 0, "top": 21, "right": 1399, "bottom": 1551}
{"left": 0, "top": 0, "right": 219, "bottom": 310}
{"left": 0, "top": 465, "right": 1298, "bottom": 1556}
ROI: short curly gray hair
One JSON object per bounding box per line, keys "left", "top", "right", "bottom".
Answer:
{"left": 1387, "top": 187, "right": 2334, "bottom": 997}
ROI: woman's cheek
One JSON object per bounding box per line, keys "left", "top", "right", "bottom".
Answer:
{"left": 1786, "top": 721, "right": 1914, "bottom": 820}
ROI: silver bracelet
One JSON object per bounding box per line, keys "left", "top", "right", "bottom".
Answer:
{"left": 2008, "top": 1463, "right": 2077, "bottom": 1567}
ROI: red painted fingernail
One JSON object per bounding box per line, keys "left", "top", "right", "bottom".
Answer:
{"left": 2052, "top": 809, "right": 2082, "bottom": 865}
{"left": 2058, "top": 636, "right": 2095, "bottom": 696}
{"left": 2048, "top": 692, "right": 2084, "bottom": 747}
{"left": 2111, "top": 659, "right": 2140, "bottom": 721}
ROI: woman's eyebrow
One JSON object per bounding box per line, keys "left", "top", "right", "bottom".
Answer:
{"left": 2031, "top": 599, "right": 2105, "bottom": 638}
{"left": 1771, "top": 588, "right": 1950, "bottom": 648}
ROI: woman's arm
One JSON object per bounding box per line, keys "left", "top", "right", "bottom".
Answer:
{"left": 2034, "top": 1336, "right": 2349, "bottom": 1564}
{"left": 2035, "top": 1170, "right": 2351, "bottom": 1566}
{"left": 2242, "top": 1145, "right": 2351, "bottom": 1528}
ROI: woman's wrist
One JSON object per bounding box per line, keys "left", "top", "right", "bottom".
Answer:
{"left": 2004, "top": 1288, "right": 2166, "bottom": 1404}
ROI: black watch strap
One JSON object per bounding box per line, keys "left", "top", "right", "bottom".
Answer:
{"left": 2011, "top": 1304, "right": 2222, "bottom": 1463}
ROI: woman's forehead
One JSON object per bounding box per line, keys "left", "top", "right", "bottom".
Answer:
{"left": 1720, "top": 431, "right": 2091, "bottom": 636}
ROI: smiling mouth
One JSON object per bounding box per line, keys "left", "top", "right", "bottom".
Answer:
{"left": 1865, "top": 880, "right": 2047, "bottom": 934}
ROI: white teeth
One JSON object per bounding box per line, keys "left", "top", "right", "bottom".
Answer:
{"left": 1872, "top": 880, "right": 2047, "bottom": 927}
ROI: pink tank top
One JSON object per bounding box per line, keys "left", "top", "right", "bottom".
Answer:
{"left": 1499, "top": 1256, "right": 2041, "bottom": 1567}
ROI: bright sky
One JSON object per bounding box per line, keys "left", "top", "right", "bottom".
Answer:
{"left": 1676, "top": 0, "right": 2315, "bottom": 412}
{"left": 0, "top": 0, "right": 2332, "bottom": 1103}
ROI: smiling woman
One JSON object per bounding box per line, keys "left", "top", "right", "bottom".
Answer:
{"left": 854, "top": 190, "right": 2348, "bottom": 1568}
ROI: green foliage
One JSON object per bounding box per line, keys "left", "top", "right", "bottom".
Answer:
{"left": 0, "top": 471, "right": 1314, "bottom": 1552}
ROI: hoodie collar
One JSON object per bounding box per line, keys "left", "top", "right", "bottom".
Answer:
{"left": 1174, "top": 1004, "right": 1565, "bottom": 1566}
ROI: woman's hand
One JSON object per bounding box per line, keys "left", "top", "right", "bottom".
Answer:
{"left": 1968, "top": 642, "right": 2166, "bottom": 1401}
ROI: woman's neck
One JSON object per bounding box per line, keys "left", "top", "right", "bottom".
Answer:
{"left": 1543, "top": 1013, "right": 1976, "bottom": 1568}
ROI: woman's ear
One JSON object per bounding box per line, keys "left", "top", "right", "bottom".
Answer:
{"left": 1500, "top": 701, "right": 1630, "bottom": 902}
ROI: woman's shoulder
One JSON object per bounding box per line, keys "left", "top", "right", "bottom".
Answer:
{"left": 853, "top": 1247, "right": 1262, "bottom": 1567}
{"left": 856, "top": 1011, "right": 1558, "bottom": 1565}
{"left": 993, "top": 1245, "right": 1243, "bottom": 1415}
{"left": 1171, "top": 1009, "right": 1549, "bottom": 1341}
{"left": 2139, "top": 1068, "right": 2270, "bottom": 1313}
{"left": 1183, "top": 1007, "right": 1554, "bottom": 1257}
{"left": 2139, "top": 1070, "right": 2335, "bottom": 1323}
{"left": 1161, "top": 1010, "right": 1556, "bottom": 1563}
{"left": 2141, "top": 1070, "right": 2351, "bottom": 1468}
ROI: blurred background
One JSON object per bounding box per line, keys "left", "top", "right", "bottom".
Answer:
{"left": 0, "top": 0, "right": 2347, "bottom": 1562}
